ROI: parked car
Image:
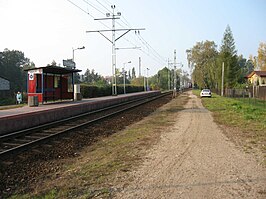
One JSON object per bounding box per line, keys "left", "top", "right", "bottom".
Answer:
{"left": 200, "top": 89, "right": 212, "bottom": 98}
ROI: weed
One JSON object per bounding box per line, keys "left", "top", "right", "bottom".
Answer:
{"left": 10, "top": 94, "right": 188, "bottom": 198}
{"left": 194, "top": 90, "right": 265, "bottom": 166}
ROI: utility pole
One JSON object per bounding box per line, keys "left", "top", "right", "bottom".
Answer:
{"left": 143, "top": 68, "right": 146, "bottom": 91}
{"left": 173, "top": 49, "right": 177, "bottom": 97}
{"left": 122, "top": 67, "right": 126, "bottom": 94}
{"left": 168, "top": 58, "right": 170, "bottom": 90}
{"left": 86, "top": 5, "right": 145, "bottom": 96}
{"left": 139, "top": 57, "right": 141, "bottom": 77}
{"left": 111, "top": 5, "right": 117, "bottom": 96}
{"left": 123, "top": 61, "right": 131, "bottom": 94}
{"left": 221, "top": 62, "right": 224, "bottom": 96}
{"left": 147, "top": 68, "right": 150, "bottom": 90}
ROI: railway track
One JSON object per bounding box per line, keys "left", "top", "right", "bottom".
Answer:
{"left": 0, "top": 91, "right": 172, "bottom": 161}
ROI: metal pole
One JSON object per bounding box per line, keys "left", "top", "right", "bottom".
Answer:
{"left": 144, "top": 69, "right": 146, "bottom": 91}
{"left": 123, "top": 67, "right": 126, "bottom": 94}
{"left": 146, "top": 68, "right": 149, "bottom": 91}
{"left": 168, "top": 58, "right": 170, "bottom": 90}
{"left": 122, "top": 61, "right": 130, "bottom": 94}
{"left": 221, "top": 62, "right": 224, "bottom": 96}
{"left": 111, "top": 5, "right": 117, "bottom": 96}
{"left": 86, "top": 8, "right": 144, "bottom": 96}
{"left": 72, "top": 49, "right": 74, "bottom": 62}
{"left": 139, "top": 57, "right": 141, "bottom": 77}
{"left": 174, "top": 50, "right": 177, "bottom": 96}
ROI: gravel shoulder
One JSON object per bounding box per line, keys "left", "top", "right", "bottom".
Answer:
{"left": 114, "top": 91, "right": 266, "bottom": 199}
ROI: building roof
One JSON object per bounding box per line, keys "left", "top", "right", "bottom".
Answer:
{"left": 24, "top": 66, "right": 82, "bottom": 74}
{"left": 0, "top": 75, "right": 10, "bottom": 81}
{"left": 245, "top": 71, "right": 266, "bottom": 78}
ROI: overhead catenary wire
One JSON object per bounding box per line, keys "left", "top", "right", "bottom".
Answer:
{"left": 82, "top": 0, "right": 106, "bottom": 16}
{"left": 90, "top": 0, "right": 167, "bottom": 66}
{"left": 66, "top": 0, "right": 167, "bottom": 68}
{"left": 66, "top": 0, "right": 111, "bottom": 30}
{"left": 94, "top": 0, "right": 112, "bottom": 13}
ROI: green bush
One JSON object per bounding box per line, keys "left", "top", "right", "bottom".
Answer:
{"left": 80, "top": 84, "right": 112, "bottom": 98}
{"left": 0, "top": 98, "right": 16, "bottom": 106}
{"left": 80, "top": 84, "right": 144, "bottom": 98}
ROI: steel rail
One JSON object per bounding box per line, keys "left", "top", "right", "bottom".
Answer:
{"left": 0, "top": 91, "right": 172, "bottom": 160}
{"left": 0, "top": 93, "right": 162, "bottom": 142}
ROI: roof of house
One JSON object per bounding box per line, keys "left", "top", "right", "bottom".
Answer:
{"left": 245, "top": 71, "right": 266, "bottom": 78}
{"left": 24, "top": 66, "right": 81, "bottom": 74}
{"left": 0, "top": 75, "right": 10, "bottom": 81}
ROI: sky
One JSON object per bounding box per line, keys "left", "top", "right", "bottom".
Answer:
{"left": 0, "top": 0, "right": 266, "bottom": 77}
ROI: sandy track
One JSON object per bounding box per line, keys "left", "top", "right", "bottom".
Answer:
{"left": 114, "top": 91, "right": 266, "bottom": 199}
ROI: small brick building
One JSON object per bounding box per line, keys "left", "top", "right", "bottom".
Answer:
{"left": 0, "top": 76, "right": 10, "bottom": 98}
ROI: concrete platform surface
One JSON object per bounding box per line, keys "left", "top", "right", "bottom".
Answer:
{"left": 0, "top": 91, "right": 160, "bottom": 135}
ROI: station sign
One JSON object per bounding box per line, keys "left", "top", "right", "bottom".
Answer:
{"left": 63, "top": 59, "right": 76, "bottom": 68}
{"left": 28, "top": 69, "right": 43, "bottom": 80}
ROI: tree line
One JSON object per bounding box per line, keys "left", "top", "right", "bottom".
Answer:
{"left": 0, "top": 47, "right": 178, "bottom": 100}
{"left": 186, "top": 25, "right": 266, "bottom": 90}
{"left": 0, "top": 48, "right": 34, "bottom": 94}
{"left": 1, "top": 25, "right": 266, "bottom": 98}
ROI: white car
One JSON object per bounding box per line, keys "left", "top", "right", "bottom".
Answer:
{"left": 200, "top": 89, "right": 212, "bottom": 98}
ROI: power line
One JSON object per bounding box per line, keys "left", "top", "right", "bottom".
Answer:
{"left": 66, "top": 0, "right": 90, "bottom": 16}
{"left": 66, "top": 0, "right": 167, "bottom": 69}
{"left": 82, "top": 0, "right": 106, "bottom": 15}
{"left": 86, "top": 5, "right": 145, "bottom": 96}
{"left": 66, "top": 0, "right": 111, "bottom": 30}
{"left": 94, "top": 0, "right": 112, "bottom": 13}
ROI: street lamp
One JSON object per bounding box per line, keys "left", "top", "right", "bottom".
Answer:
{"left": 72, "top": 46, "right": 85, "bottom": 85}
{"left": 122, "top": 61, "right": 131, "bottom": 94}
{"left": 72, "top": 46, "right": 85, "bottom": 65}
{"left": 146, "top": 67, "right": 150, "bottom": 91}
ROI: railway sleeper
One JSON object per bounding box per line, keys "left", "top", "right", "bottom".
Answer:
{"left": 42, "top": 130, "right": 57, "bottom": 134}
{"left": 32, "top": 132, "right": 53, "bottom": 137}
{"left": 24, "top": 135, "right": 45, "bottom": 139}
{"left": 13, "top": 138, "right": 32, "bottom": 143}
{"left": 2, "top": 142, "right": 21, "bottom": 147}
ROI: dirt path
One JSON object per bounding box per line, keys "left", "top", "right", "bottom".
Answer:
{"left": 114, "top": 91, "right": 266, "bottom": 199}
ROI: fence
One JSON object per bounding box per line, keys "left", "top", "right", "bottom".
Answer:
{"left": 213, "top": 86, "right": 266, "bottom": 108}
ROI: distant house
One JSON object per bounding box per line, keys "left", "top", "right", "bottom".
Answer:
{"left": 0, "top": 76, "right": 11, "bottom": 98}
{"left": 246, "top": 71, "right": 266, "bottom": 86}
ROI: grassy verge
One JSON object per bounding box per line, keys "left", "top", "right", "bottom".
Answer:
{"left": 193, "top": 90, "right": 266, "bottom": 165}
{"left": 10, "top": 93, "right": 189, "bottom": 199}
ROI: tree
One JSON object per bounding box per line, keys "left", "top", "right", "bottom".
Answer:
{"left": 131, "top": 77, "right": 144, "bottom": 87}
{"left": 157, "top": 67, "right": 170, "bottom": 90}
{"left": 258, "top": 42, "right": 266, "bottom": 70}
{"left": 219, "top": 25, "right": 239, "bottom": 88}
{"left": 132, "top": 67, "right": 136, "bottom": 79}
{"left": 82, "top": 68, "right": 108, "bottom": 85}
{"left": 237, "top": 55, "right": 254, "bottom": 84}
{"left": 188, "top": 40, "right": 218, "bottom": 89}
{"left": 0, "top": 49, "right": 31, "bottom": 93}
{"left": 47, "top": 60, "right": 57, "bottom": 67}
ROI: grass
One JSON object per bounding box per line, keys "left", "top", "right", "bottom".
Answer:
{"left": 193, "top": 89, "right": 266, "bottom": 164}
{"left": 9, "top": 93, "right": 189, "bottom": 199}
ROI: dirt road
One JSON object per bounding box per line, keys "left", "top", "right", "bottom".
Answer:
{"left": 114, "top": 91, "right": 266, "bottom": 198}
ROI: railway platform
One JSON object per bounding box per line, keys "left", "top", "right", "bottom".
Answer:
{"left": 0, "top": 91, "right": 160, "bottom": 135}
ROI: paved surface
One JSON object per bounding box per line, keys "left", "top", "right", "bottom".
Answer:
{"left": 0, "top": 92, "right": 149, "bottom": 118}
{"left": 114, "top": 91, "right": 266, "bottom": 199}
{"left": 0, "top": 97, "right": 110, "bottom": 118}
